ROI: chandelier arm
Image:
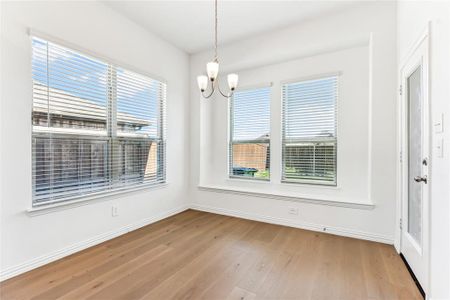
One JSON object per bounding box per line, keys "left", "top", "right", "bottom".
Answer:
{"left": 217, "top": 83, "right": 233, "bottom": 98}
{"left": 201, "top": 80, "right": 216, "bottom": 99}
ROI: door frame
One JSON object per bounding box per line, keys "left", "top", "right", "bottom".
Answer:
{"left": 396, "top": 24, "right": 431, "bottom": 293}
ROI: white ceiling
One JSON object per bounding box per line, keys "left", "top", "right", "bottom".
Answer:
{"left": 105, "top": 1, "right": 358, "bottom": 54}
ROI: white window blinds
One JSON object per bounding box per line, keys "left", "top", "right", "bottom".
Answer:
{"left": 32, "top": 37, "right": 166, "bottom": 206}
{"left": 282, "top": 76, "right": 337, "bottom": 185}
{"left": 229, "top": 86, "right": 270, "bottom": 180}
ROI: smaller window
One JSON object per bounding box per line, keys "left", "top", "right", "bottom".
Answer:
{"left": 229, "top": 86, "right": 271, "bottom": 180}
{"left": 282, "top": 75, "right": 338, "bottom": 185}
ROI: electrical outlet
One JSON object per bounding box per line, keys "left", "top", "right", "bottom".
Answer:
{"left": 288, "top": 207, "right": 299, "bottom": 215}
{"left": 112, "top": 205, "right": 119, "bottom": 217}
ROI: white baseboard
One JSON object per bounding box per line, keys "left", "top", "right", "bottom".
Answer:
{"left": 0, "top": 204, "right": 190, "bottom": 282}
{"left": 190, "top": 203, "right": 394, "bottom": 245}
{"left": 1, "top": 202, "right": 394, "bottom": 282}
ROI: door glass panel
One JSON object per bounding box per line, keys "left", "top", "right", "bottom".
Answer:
{"left": 407, "top": 65, "right": 422, "bottom": 246}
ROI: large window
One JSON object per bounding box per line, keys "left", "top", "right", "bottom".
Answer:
{"left": 32, "top": 37, "right": 166, "bottom": 206}
{"left": 282, "top": 76, "right": 337, "bottom": 185}
{"left": 229, "top": 86, "right": 271, "bottom": 180}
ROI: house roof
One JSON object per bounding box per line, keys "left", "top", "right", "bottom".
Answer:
{"left": 33, "top": 83, "right": 151, "bottom": 127}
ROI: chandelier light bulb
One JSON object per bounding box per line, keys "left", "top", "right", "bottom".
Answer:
{"left": 206, "top": 61, "right": 219, "bottom": 80}
{"left": 197, "top": 75, "right": 208, "bottom": 92}
{"left": 227, "top": 73, "right": 239, "bottom": 90}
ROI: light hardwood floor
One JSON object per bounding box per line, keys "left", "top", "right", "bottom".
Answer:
{"left": 1, "top": 210, "right": 422, "bottom": 300}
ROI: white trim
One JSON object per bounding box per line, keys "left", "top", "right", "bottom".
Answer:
{"left": 203, "top": 36, "right": 374, "bottom": 206}
{"left": 197, "top": 184, "right": 375, "bottom": 210}
{"left": 396, "top": 22, "right": 431, "bottom": 293}
{"left": 27, "top": 183, "right": 169, "bottom": 216}
{"left": 396, "top": 23, "right": 431, "bottom": 252}
{"left": 190, "top": 204, "right": 393, "bottom": 244}
{"left": 367, "top": 32, "right": 374, "bottom": 207}
{"left": 0, "top": 204, "right": 189, "bottom": 282}
{"left": 398, "top": 25, "right": 431, "bottom": 70}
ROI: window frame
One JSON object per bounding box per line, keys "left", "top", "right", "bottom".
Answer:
{"left": 228, "top": 84, "right": 272, "bottom": 181}
{"left": 30, "top": 34, "right": 167, "bottom": 207}
{"left": 281, "top": 73, "right": 339, "bottom": 186}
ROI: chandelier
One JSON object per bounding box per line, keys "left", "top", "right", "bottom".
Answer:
{"left": 197, "top": 0, "right": 238, "bottom": 99}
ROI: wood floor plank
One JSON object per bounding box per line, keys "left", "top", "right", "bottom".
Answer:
{"left": 142, "top": 220, "right": 255, "bottom": 300}
{"left": 83, "top": 214, "right": 233, "bottom": 300}
{"left": 27, "top": 212, "right": 217, "bottom": 300}
{"left": 336, "top": 238, "right": 368, "bottom": 300}
{"left": 378, "top": 243, "right": 423, "bottom": 300}
{"left": 0, "top": 210, "right": 422, "bottom": 300}
{"left": 361, "top": 240, "right": 399, "bottom": 300}
{"left": 1, "top": 209, "right": 202, "bottom": 298}
{"left": 225, "top": 286, "right": 256, "bottom": 300}
{"left": 279, "top": 231, "right": 323, "bottom": 299}
{"left": 57, "top": 244, "right": 172, "bottom": 300}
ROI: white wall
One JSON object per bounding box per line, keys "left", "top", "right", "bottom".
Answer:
{"left": 397, "top": 2, "right": 450, "bottom": 299}
{"left": 0, "top": 1, "right": 190, "bottom": 280}
{"left": 190, "top": 2, "right": 397, "bottom": 243}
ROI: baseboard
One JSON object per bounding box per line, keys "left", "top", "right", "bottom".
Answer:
{"left": 0, "top": 204, "right": 190, "bottom": 282}
{"left": 190, "top": 203, "right": 394, "bottom": 245}
{"left": 1, "top": 202, "right": 393, "bottom": 282}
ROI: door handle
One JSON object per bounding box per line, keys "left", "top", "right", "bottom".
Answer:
{"left": 414, "top": 175, "right": 427, "bottom": 184}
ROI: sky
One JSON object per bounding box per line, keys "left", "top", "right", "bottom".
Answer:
{"left": 233, "top": 76, "right": 337, "bottom": 142}
{"left": 284, "top": 76, "right": 337, "bottom": 139}
{"left": 233, "top": 87, "right": 271, "bottom": 141}
{"left": 32, "top": 37, "right": 162, "bottom": 137}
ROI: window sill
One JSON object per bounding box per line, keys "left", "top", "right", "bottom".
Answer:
{"left": 27, "top": 183, "right": 169, "bottom": 216}
{"left": 227, "top": 177, "right": 270, "bottom": 183}
{"left": 197, "top": 184, "right": 374, "bottom": 210}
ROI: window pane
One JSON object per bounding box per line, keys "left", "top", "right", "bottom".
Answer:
{"left": 230, "top": 87, "right": 271, "bottom": 179}
{"left": 231, "top": 142, "right": 270, "bottom": 179}
{"left": 33, "top": 136, "right": 109, "bottom": 204}
{"left": 32, "top": 37, "right": 108, "bottom": 132}
{"left": 282, "top": 76, "right": 338, "bottom": 185}
{"left": 232, "top": 87, "right": 270, "bottom": 141}
{"left": 284, "top": 142, "right": 336, "bottom": 182}
{"left": 114, "top": 67, "right": 166, "bottom": 187}
{"left": 116, "top": 68, "right": 164, "bottom": 138}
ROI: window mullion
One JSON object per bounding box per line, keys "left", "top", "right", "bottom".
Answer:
{"left": 107, "top": 65, "right": 118, "bottom": 187}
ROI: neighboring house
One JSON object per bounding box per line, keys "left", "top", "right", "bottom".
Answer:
{"left": 232, "top": 133, "right": 270, "bottom": 176}
{"left": 32, "top": 83, "right": 158, "bottom": 198}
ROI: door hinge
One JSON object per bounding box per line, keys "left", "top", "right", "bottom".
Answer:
{"left": 400, "top": 218, "right": 403, "bottom": 230}
{"left": 399, "top": 84, "right": 403, "bottom": 96}
{"left": 399, "top": 150, "right": 403, "bottom": 163}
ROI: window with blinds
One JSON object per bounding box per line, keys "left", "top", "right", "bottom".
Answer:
{"left": 282, "top": 76, "right": 337, "bottom": 185}
{"left": 32, "top": 37, "right": 166, "bottom": 206}
{"left": 229, "top": 86, "right": 271, "bottom": 180}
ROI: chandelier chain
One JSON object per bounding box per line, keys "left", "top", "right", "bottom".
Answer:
{"left": 214, "top": 0, "right": 218, "bottom": 62}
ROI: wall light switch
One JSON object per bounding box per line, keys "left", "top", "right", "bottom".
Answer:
{"left": 112, "top": 205, "right": 119, "bottom": 217}
{"left": 434, "top": 114, "right": 444, "bottom": 133}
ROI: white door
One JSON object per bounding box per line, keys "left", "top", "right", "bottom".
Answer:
{"left": 400, "top": 34, "right": 429, "bottom": 293}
